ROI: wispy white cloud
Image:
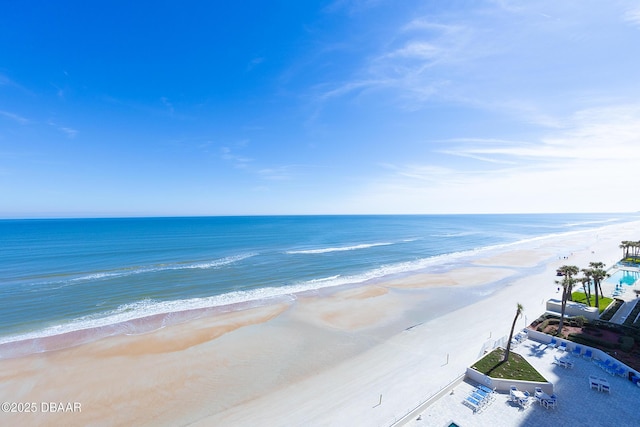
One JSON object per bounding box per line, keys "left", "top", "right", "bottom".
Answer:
{"left": 624, "top": 8, "right": 640, "bottom": 26}
{"left": 0, "top": 110, "right": 29, "bottom": 125}
{"left": 220, "top": 146, "right": 252, "bottom": 169}
{"left": 220, "top": 145, "right": 298, "bottom": 181}
{"left": 59, "top": 127, "right": 78, "bottom": 138}
{"left": 247, "top": 57, "right": 265, "bottom": 71}
{"left": 312, "top": 15, "right": 477, "bottom": 108}
{"left": 0, "top": 73, "right": 20, "bottom": 88}
{"left": 257, "top": 166, "right": 293, "bottom": 181}
{"left": 350, "top": 103, "right": 640, "bottom": 213}
{"left": 0, "top": 74, "right": 12, "bottom": 86}
{"left": 160, "top": 97, "right": 174, "bottom": 114}
{"left": 324, "top": 0, "right": 385, "bottom": 15}
{"left": 384, "top": 41, "right": 442, "bottom": 61}
{"left": 440, "top": 105, "right": 640, "bottom": 164}
{"left": 1, "top": 108, "right": 78, "bottom": 137}
{"left": 47, "top": 120, "right": 78, "bottom": 138}
{"left": 317, "top": 78, "right": 389, "bottom": 101}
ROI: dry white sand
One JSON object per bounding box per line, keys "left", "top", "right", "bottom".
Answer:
{"left": 0, "top": 220, "right": 637, "bottom": 427}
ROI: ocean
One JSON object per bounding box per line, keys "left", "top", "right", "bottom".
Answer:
{"left": 1, "top": 213, "right": 637, "bottom": 354}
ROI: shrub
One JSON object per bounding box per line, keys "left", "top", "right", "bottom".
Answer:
{"left": 568, "top": 333, "right": 619, "bottom": 350}
{"left": 536, "top": 318, "right": 560, "bottom": 332}
{"left": 620, "top": 336, "right": 635, "bottom": 352}
{"left": 600, "top": 299, "right": 624, "bottom": 321}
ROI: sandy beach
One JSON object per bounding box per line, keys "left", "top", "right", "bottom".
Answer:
{"left": 1, "top": 220, "right": 638, "bottom": 427}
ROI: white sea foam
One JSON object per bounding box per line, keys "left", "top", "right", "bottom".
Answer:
{"left": 0, "top": 290, "right": 291, "bottom": 346}
{"left": 286, "top": 242, "right": 393, "bottom": 254}
{"left": 430, "top": 231, "right": 480, "bottom": 238}
{"left": 564, "top": 218, "right": 620, "bottom": 227}
{"left": 306, "top": 275, "right": 341, "bottom": 283}
{"left": 38, "top": 253, "right": 257, "bottom": 288}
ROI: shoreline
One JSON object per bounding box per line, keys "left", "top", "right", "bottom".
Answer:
{"left": 0, "top": 221, "right": 629, "bottom": 354}
{"left": 0, "top": 220, "right": 638, "bottom": 426}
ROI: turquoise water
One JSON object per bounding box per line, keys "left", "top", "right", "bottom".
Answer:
{"left": 607, "top": 269, "right": 640, "bottom": 286}
{"left": 1, "top": 213, "right": 638, "bottom": 351}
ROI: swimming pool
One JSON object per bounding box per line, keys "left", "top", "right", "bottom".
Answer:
{"left": 606, "top": 269, "right": 640, "bottom": 286}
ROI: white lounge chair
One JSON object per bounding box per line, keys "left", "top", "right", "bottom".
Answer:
{"left": 509, "top": 386, "right": 521, "bottom": 403}
{"left": 543, "top": 394, "right": 558, "bottom": 409}
{"left": 519, "top": 392, "right": 531, "bottom": 409}
{"left": 534, "top": 386, "right": 543, "bottom": 400}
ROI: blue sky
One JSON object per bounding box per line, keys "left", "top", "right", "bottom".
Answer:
{"left": 2, "top": 0, "right": 640, "bottom": 217}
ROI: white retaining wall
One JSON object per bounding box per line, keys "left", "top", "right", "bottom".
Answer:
{"left": 465, "top": 366, "right": 554, "bottom": 395}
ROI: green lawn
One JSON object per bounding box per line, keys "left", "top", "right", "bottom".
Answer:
{"left": 471, "top": 348, "right": 547, "bottom": 382}
{"left": 571, "top": 292, "right": 613, "bottom": 313}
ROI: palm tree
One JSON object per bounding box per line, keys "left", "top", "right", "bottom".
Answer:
{"left": 582, "top": 262, "right": 607, "bottom": 310}
{"left": 587, "top": 262, "right": 608, "bottom": 310}
{"left": 620, "top": 241, "right": 631, "bottom": 259}
{"left": 503, "top": 303, "right": 523, "bottom": 362}
{"left": 555, "top": 265, "right": 579, "bottom": 335}
{"left": 579, "top": 275, "right": 592, "bottom": 304}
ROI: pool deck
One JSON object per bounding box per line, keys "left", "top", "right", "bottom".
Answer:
{"left": 407, "top": 337, "right": 640, "bottom": 427}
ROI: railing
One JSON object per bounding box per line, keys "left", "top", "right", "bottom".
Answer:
{"left": 385, "top": 373, "right": 465, "bottom": 427}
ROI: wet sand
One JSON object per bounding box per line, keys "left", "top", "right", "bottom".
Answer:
{"left": 0, "top": 220, "right": 637, "bottom": 427}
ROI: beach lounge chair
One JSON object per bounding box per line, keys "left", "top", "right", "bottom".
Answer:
{"left": 590, "top": 376, "right": 600, "bottom": 390}
{"left": 553, "top": 356, "right": 569, "bottom": 368}
{"left": 549, "top": 337, "right": 558, "bottom": 348}
{"left": 572, "top": 345, "right": 582, "bottom": 357}
{"left": 518, "top": 392, "right": 531, "bottom": 409}
{"left": 558, "top": 341, "right": 567, "bottom": 352}
{"left": 509, "top": 386, "right": 518, "bottom": 402}
{"left": 583, "top": 349, "right": 593, "bottom": 360}
{"left": 463, "top": 396, "right": 482, "bottom": 413}
{"left": 534, "top": 388, "right": 543, "bottom": 404}
{"left": 600, "top": 360, "right": 613, "bottom": 374}
{"left": 470, "top": 391, "right": 486, "bottom": 406}
{"left": 600, "top": 382, "right": 611, "bottom": 393}
{"left": 475, "top": 388, "right": 494, "bottom": 402}
{"left": 478, "top": 384, "right": 495, "bottom": 394}
{"left": 608, "top": 363, "right": 620, "bottom": 376}
{"left": 544, "top": 394, "right": 558, "bottom": 409}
